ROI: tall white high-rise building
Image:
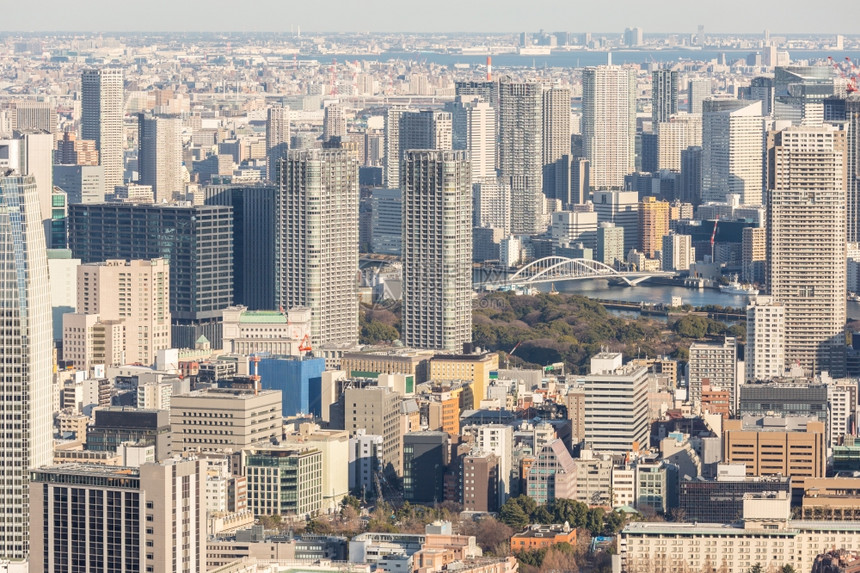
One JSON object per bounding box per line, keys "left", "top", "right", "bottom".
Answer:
{"left": 323, "top": 102, "right": 346, "bottom": 141}
{"left": 138, "top": 113, "right": 183, "bottom": 203}
{"left": 657, "top": 114, "right": 702, "bottom": 171}
{"left": 581, "top": 66, "right": 636, "bottom": 190}
{"left": 702, "top": 99, "right": 765, "bottom": 205}
{"left": 688, "top": 337, "right": 738, "bottom": 413}
{"left": 81, "top": 68, "right": 124, "bottom": 197}
{"left": 385, "top": 109, "right": 451, "bottom": 188}
{"left": 473, "top": 179, "right": 511, "bottom": 235}
{"left": 448, "top": 96, "right": 496, "bottom": 182}
{"left": 402, "top": 150, "right": 472, "bottom": 352}
{"left": 661, "top": 232, "right": 694, "bottom": 271}
{"left": 499, "top": 81, "right": 545, "bottom": 234}
{"left": 266, "top": 105, "right": 290, "bottom": 181}
{"left": 745, "top": 296, "right": 786, "bottom": 382}
{"left": 0, "top": 173, "right": 52, "bottom": 559}
{"left": 652, "top": 70, "right": 679, "bottom": 124}
{"left": 276, "top": 149, "right": 359, "bottom": 346}
{"left": 767, "top": 125, "right": 847, "bottom": 377}
{"left": 551, "top": 210, "right": 598, "bottom": 251}
{"left": 542, "top": 86, "right": 572, "bottom": 206}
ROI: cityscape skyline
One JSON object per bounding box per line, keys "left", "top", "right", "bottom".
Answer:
{"left": 2, "top": 0, "right": 859, "bottom": 35}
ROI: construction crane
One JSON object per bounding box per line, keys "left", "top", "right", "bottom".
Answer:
{"left": 828, "top": 56, "right": 858, "bottom": 93}
{"left": 503, "top": 341, "right": 522, "bottom": 368}
{"left": 298, "top": 334, "right": 312, "bottom": 353}
{"left": 710, "top": 217, "right": 719, "bottom": 262}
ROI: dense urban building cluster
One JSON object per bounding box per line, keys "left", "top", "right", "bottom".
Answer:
{"left": 0, "top": 25, "right": 859, "bottom": 573}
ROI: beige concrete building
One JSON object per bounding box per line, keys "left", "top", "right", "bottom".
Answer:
{"left": 656, "top": 113, "right": 702, "bottom": 171}
{"left": 429, "top": 352, "right": 500, "bottom": 404}
{"left": 343, "top": 386, "right": 402, "bottom": 476}
{"left": 282, "top": 422, "right": 349, "bottom": 514}
{"left": 221, "top": 305, "right": 311, "bottom": 356}
{"left": 745, "top": 297, "right": 786, "bottom": 382}
{"left": 340, "top": 349, "right": 435, "bottom": 383}
{"left": 742, "top": 226, "right": 766, "bottom": 284}
{"left": 621, "top": 491, "right": 860, "bottom": 573}
{"left": 62, "top": 312, "right": 125, "bottom": 370}
{"left": 170, "top": 388, "right": 282, "bottom": 454}
{"left": 75, "top": 258, "right": 171, "bottom": 366}
{"left": 30, "top": 458, "right": 206, "bottom": 573}
{"left": 723, "top": 416, "right": 826, "bottom": 479}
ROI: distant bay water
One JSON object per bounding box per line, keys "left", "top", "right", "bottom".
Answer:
{"left": 320, "top": 49, "right": 860, "bottom": 68}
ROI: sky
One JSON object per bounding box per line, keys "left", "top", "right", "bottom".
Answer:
{"left": 2, "top": 0, "right": 856, "bottom": 34}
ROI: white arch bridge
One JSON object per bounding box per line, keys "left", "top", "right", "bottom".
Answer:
{"left": 491, "top": 257, "right": 674, "bottom": 287}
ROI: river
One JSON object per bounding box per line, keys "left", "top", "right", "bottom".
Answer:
{"left": 476, "top": 274, "right": 860, "bottom": 321}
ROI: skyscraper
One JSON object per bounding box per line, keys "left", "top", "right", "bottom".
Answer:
{"left": 385, "top": 109, "right": 451, "bottom": 189}
{"left": 0, "top": 131, "right": 54, "bottom": 246}
{"left": 592, "top": 189, "right": 639, "bottom": 255}
{"left": 542, "top": 86, "right": 572, "bottom": 204}
{"left": 499, "top": 81, "right": 544, "bottom": 234}
{"left": 581, "top": 66, "right": 636, "bottom": 190}
{"left": 323, "top": 102, "right": 347, "bottom": 141}
{"left": 138, "top": 113, "right": 183, "bottom": 203}
{"left": 687, "top": 79, "right": 711, "bottom": 114}
{"left": 767, "top": 125, "right": 847, "bottom": 377}
{"left": 67, "top": 203, "right": 234, "bottom": 349}
{"left": 657, "top": 114, "right": 702, "bottom": 171}
{"left": 265, "top": 105, "right": 290, "bottom": 181}
{"left": 652, "top": 69, "right": 679, "bottom": 124}
{"left": 0, "top": 173, "right": 52, "bottom": 559}
{"left": 11, "top": 100, "right": 56, "bottom": 133}
{"left": 448, "top": 96, "right": 496, "bottom": 182}
{"left": 81, "top": 68, "right": 124, "bottom": 197}
{"left": 702, "top": 99, "right": 765, "bottom": 205}
{"left": 745, "top": 296, "right": 786, "bottom": 382}
{"left": 843, "top": 96, "right": 860, "bottom": 243}
{"left": 277, "top": 149, "right": 359, "bottom": 346}
{"left": 402, "top": 150, "right": 472, "bottom": 352}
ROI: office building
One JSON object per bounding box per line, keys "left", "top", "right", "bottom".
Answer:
{"left": 0, "top": 173, "right": 52, "bottom": 560}
{"left": 745, "top": 297, "right": 786, "bottom": 381}
{"left": 596, "top": 222, "right": 625, "bottom": 267}
{"left": 448, "top": 96, "right": 496, "bottom": 182}
{"left": 343, "top": 386, "right": 402, "bottom": 476}
{"left": 702, "top": 99, "right": 765, "bottom": 205}
{"left": 138, "top": 113, "right": 183, "bottom": 203}
{"left": 680, "top": 145, "right": 703, "bottom": 204}
{"left": 748, "top": 76, "right": 776, "bottom": 116}
{"left": 661, "top": 232, "right": 694, "bottom": 271}
{"left": 687, "top": 79, "right": 711, "bottom": 114}
{"left": 401, "top": 150, "right": 472, "bottom": 352}
{"left": 258, "top": 355, "right": 326, "bottom": 417}
{"left": 11, "top": 100, "right": 56, "bottom": 133}
{"left": 282, "top": 423, "right": 349, "bottom": 513}
{"left": 277, "top": 149, "right": 358, "bottom": 346}
{"left": 526, "top": 439, "right": 576, "bottom": 504}
{"left": 583, "top": 353, "right": 650, "bottom": 455}
{"left": 81, "top": 68, "right": 124, "bottom": 196}
{"left": 204, "top": 184, "right": 277, "bottom": 309}
{"left": 688, "top": 337, "right": 738, "bottom": 413}
{"left": 679, "top": 467, "right": 791, "bottom": 524}
{"left": 774, "top": 66, "right": 836, "bottom": 126}
{"left": 170, "top": 388, "right": 282, "bottom": 454}
{"left": 473, "top": 424, "right": 513, "bottom": 505}
{"left": 593, "top": 189, "right": 639, "bottom": 254}
{"left": 652, "top": 69, "right": 679, "bottom": 124}
{"left": 843, "top": 96, "right": 860, "bottom": 244}
{"left": 86, "top": 408, "right": 171, "bottom": 461}
{"left": 723, "top": 416, "right": 826, "bottom": 479}
{"left": 349, "top": 430, "right": 384, "bottom": 495}
{"left": 30, "top": 458, "right": 206, "bottom": 573}
{"left": 581, "top": 66, "right": 636, "bottom": 189}
{"left": 398, "top": 110, "right": 452, "bottom": 160}
{"left": 403, "top": 432, "right": 449, "bottom": 503}
{"left": 370, "top": 187, "right": 402, "bottom": 255}
{"left": 551, "top": 209, "right": 598, "bottom": 251}
{"left": 638, "top": 196, "right": 670, "bottom": 258}
{"left": 767, "top": 125, "right": 847, "bottom": 376}
{"left": 499, "top": 81, "right": 545, "bottom": 234}
{"left": 53, "top": 164, "right": 104, "bottom": 205}
{"left": 266, "top": 105, "right": 290, "bottom": 181}
{"left": 47, "top": 248, "right": 79, "bottom": 341}
{"left": 738, "top": 383, "right": 828, "bottom": 427}
{"left": 429, "top": 352, "right": 499, "bottom": 405}
{"left": 67, "top": 203, "right": 233, "bottom": 348}
{"left": 243, "top": 447, "right": 323, "bottom": 518}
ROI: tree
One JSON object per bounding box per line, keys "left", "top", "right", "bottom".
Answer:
{"left": 585, "top": 508, "right": 604, "bottom": 536}
{"left": 532, "top": 505, "right": 554, "bottom": 525}
{"left": 602, "top": 510, "right": 625, "bottom": 535}
{"left": 748, "top": 564, "right": 764, "bottom": 573}
{"left": 780, "top": 566, "right": 796, "bottom": 573}
{"left": 540, "top": 544, "right": 579, "bottom": 573}
{"left": 468, "top": 517, "right": 514, "bottom": 555}
{"left": 549, "top": 498, "right": 589, "bottom": 529}
{"left": 341, "top": 495, "right": 361, "bottom": 512}
{"left": 499, "top": 498, "right": 530, "bottom": 530}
